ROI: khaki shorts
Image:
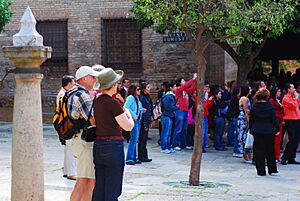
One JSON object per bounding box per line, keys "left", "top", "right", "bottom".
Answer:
{"left": 71, "top": 131, "right": 95, "bottom": 179}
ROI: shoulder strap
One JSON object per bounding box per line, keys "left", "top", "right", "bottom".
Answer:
{"left": 84, "top": 98, "right": 96, "bottom": 128}
{"left": 134, "top": 96, "right": 139, "bottom": 115}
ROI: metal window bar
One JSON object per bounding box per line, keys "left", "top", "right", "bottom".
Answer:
{"left": 102, "top": 19, "right": 142, "bottom": 73}
{"left": 36, "top": 20, "right": 68, "bottom": 75}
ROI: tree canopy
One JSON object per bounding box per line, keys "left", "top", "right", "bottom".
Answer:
{"left": 0, "top": 0, "right": 12, "bottom": 32}
{"left": 131, "top": 0, "right": 298, "bottom": 186}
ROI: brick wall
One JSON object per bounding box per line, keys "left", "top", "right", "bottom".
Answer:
{"left": 0, "top": 0, "right": 227, "bottom": 121}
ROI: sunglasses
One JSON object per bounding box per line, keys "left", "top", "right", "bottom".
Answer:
{"left": 136, "top": 88, "right": 141, "bottom": 91}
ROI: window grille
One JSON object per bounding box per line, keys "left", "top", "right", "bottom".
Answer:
{"left": 36, "top": 20, "right": 68, "bottom": 75}
{"left": 102, "top": 19, "right": 142, "bottom": 73}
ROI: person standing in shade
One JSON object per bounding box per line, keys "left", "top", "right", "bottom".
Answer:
{"left": 210, "top": 89, "right": 228, "bottom": 151}
{"left": 237, "top": 85, "right": 252, "bottom": 162}
{"left": 227, "top": 86, "right": 242, "bottom": 157}
{"left": 120, "top": 78, "right": 131, "bottom": 142}
{"left": 119, "top": 78, "right": 130, "bottom": 99}
{"left": 92, "top": 68, "right": 134, "bottom": 201}
{"left": 269, "top": 87, "right": 284, "bottom": 162}
{"left": 250, "top": 88, "right": 280, "bottom": 176}
{"left": 56, "top": 75, "right": 77, "bottom": 180}
{"left": 138, "top": 82, "right": 153, "bottom": 162}
{"left": 281, "top": 83, "right": 300, "bottom": 165}
{"left": 125, "top": 85, "right": 143, "bottom": 165}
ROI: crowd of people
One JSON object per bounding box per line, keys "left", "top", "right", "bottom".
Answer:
{"left": 56, "top": 65, "right": 300, "bottom": 200}
{"left": 156, "top": 68, "right": 300, "bottom": 177}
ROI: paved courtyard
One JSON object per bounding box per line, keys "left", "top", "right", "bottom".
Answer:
{"left": 0, "top": 122, "right": 299, "bottom": 201}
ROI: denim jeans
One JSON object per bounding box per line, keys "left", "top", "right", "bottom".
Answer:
{"left": 126, "top": 120, "right": 140, "bottom": 162}
{"left": 214, "top": 117, "right": 226, "bottom": 149}
{"left": 202, "top": 117, "right": 208, "bottom": 149}
{"left": 138, "top": 125, "right": 149, "bottom": 160}
{"left": 228, "top": 118, "right": 239, "bottom": 153}
{"left": 92, "top": 140, "right": 125, "bottom": 201}
{"left": 172, "top": 110, "right": 188, "bottom": 149}
{"left": 227, "top": 119, "right": 235, "bottom": 146}
{"left": 161, "top": 115, "right": 173, "bottom": 150}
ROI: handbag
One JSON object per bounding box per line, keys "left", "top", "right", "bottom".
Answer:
{"left": 245, "top": 130, "right": 254, "bottom": 149}
{"left": 81, "top": 99, "right": 96, "bottom": 142}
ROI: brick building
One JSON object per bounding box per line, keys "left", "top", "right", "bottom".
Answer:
{"left": 0, "top": 1, "right": 237, "bottom": 121}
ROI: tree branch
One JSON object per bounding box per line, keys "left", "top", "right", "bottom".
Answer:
{"left": 250, "top": 37, "right": 268, "bottom": 60}
{"left": 201, "top": 33, "right": 214, "bottom": 54}
{"left": 215, "top": 40, "right": 241, "bottom": 63}
{"left": 198, "top": 0, "right": 205, "bottom": 15}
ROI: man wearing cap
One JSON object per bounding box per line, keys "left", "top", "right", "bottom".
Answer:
{"left": 68, "top": 66, "right": 100, "bottom": 201}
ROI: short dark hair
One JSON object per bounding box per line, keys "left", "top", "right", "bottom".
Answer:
{"left": 61, "top": 75, "right": 74, "bottom": 87}
{"left": 204, "top": 80, "right": 210, "bottom": 85}
{"left": 284, "top": 83, "right": 293, "bottom": 92}
{"left": 175, "top": 77, "right": 183, "bottom": 87}
{"left": 256, "top": 88, "right": 270, "bottom": 101}
{"left": 166, "top": 81, "right": 176, "bottom": 92}
{"left": 162, "top": 81, "right": 169, "bottom": 87}
{"left": 122, "top": 78, "right": 130, "bottom": 84}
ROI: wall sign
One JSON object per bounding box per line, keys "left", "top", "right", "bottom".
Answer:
{"left": 163, "top": 32, "right": 188, "bottom": 42}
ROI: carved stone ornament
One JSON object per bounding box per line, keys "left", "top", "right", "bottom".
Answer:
{"left": 13, "top": 6, "right": 43, "bottom": 46}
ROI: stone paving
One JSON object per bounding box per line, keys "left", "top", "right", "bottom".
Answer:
{"left": 0, "top": 122, "right": 299, "bottom": 201}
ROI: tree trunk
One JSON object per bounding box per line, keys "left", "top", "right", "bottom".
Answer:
{"left": 236, "top": 58, "right": 253, "bottom": 84}
{"left": 189, "top": 53, "right": 206, "bottom": 186}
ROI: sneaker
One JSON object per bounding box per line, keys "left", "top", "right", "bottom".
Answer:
{"left": 174, "top": 146, "right": 182, "bottom": 151}
{"left": 232, "top": 153, "right": 243, "bottom": 158}
{"left": 161, "top": 149, "right": 171, "bottom": 154}
{"left": 185, "top": 146, "right": 193, "bottom": 150}
{"left": 170, "top": 148, "right": 176, "bottom": 153}
{"left": 269, "top": 172, "right": 280, "bottom": 176}
{"left": 244, "top": 160, "right": 252, "bottom": 164}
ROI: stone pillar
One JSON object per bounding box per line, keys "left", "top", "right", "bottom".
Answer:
{"left": 2, "top": 7, "right": 51, "bottom": 201}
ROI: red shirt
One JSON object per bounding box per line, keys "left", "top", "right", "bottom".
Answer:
{"left": 269, "top": 98, "right": 283, "bottom": 123}
{"left": 282, "top": 94, "right": 300, "bottom": 120}
{"left": 175, "top": 79, "right": 197, "bottom": 111}
{"left": 204, "top": 98, "right": 213, "bottom": 118}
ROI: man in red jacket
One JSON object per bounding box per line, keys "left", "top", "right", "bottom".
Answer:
{"left": 281, "top": 83, "right": 300, "bottom": 165}
{"left": 171, "top": 73, "right": 198, "bottom": 150}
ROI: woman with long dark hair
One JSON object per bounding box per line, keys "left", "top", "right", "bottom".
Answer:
{"left": 125, "top": 85, "right": 143, "bottom": 165}
{"left": 237, "top": 85, "right": 252, "bottom": 161}
{"left": 138, "top": 82, "right": 153, "bottom": 162}
{"left": 227, "top": 86, "right": 241, "bottom": 157}
{"left": 210, "top": 89, "right": 228, "bottom": 151}
{"left": 269, "top": 87, "right": 283, "bottom": 161}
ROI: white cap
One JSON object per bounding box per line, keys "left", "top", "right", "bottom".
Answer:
{"left": 75, "top": 66, "right": 101, "bottom": 81}
{"left": 92, "top": 64, "right": 106, "bottom": 72}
